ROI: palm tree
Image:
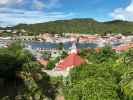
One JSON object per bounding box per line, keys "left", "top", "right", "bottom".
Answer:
{"left": 0, "top": 41, "right": 58, "bottom": 99}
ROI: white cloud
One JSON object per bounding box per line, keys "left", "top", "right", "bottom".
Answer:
{"left": 32, "top": 0, "right": 61, "bottom": 9}
{"left": 0, "top": 8, "right": 74, "bottom": 26}
{"left": 0, "top": 0, "right": 60, "bottom": 9}
{"left": 0, "top": 0, "right": 74, "bottom": 26}
{"left": 0, "top": 0, "right": 24, "bottom": 6}
{"left": 110, "top": 0, "right": 133, "bottom": 21}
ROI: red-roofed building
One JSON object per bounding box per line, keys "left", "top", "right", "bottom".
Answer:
{"left": 113, "top": 43, "right": 133, "bottom": 52}
{"left": 55, "top": 53, "right": 85, "bottom": 71}
{"left": 54, "top": 42, "right": 85, "bottom": 71}
{"left": 79, "top": 35, "right": 97, "bottom": 42}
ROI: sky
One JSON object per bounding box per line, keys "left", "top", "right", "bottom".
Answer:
{"left": 0, "top": 0, "right": 133, "bottom": 26}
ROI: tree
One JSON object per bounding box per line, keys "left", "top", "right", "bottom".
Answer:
{"left": 47, "top": 57, "right": 60, "bottom": 70}
{"left": 0, "top": 42, "right": 58, "bottom": 99}
{"left": 61, "top": 51, "right": 67, "bottom": 58}
{"left": 11, "top": 19, "right": 133, "bottom": 35}
{"left": 0, "top": 41, "right": 33, "bottom": 80}
{"left": 0, "top": 49, "right": 19, "bottom": 79}
{"left": 64, "top": 78, "right": 120, "bottom": 100}
{"left": 94, "top": 46, "right": 117, "bottom": 63}
{"left": 42, "top": 51, "right": 49, "bottom": 60}
{"left": 120, "top": 70, "right": 133, "bottom": 99}
{"left": 64, "top": 63, "right": 120, "bottom": 100}
{"left": 58, "top": 42, "right": 64, "bottom": 50}
{"left": 122, "top": 48, "right": 133, "bottom": 65}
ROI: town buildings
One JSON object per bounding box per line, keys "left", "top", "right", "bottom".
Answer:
{"left": 113, "top": 43, "right": 133, "bottom": 52}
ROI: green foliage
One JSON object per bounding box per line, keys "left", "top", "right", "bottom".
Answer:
{"left": 19, "top": 61, "right": 55, "bottom": 100}
{"left": 47, "top": 51, "right": 67, "bottom": 70}
{"left": 95, "top": 46, "right": 117, "bottom": 63}
{"left": 0, "top": 49, "right": 19, "bottom": 79}
{"left": 7, "top": 19, "right": 133, "bottom": 35}
{"left": 64, "top": 46, "right": 128, "bottom": 100}
{"left": 63, "top": 47, "right": 133, "bottom": 100}
{"left": 47, "top": 57, "right": 60, "bottom": 70}
{"left": 0, "top": 41, "right": 59, "bottom": 99}
{"left": 1, "top": 41, "right": 133, "bottom": 99}
{"left": 80, "top": 46, "right": 118, "bottom": 64}
{"left": 79, "top": 49, "right": 91, "bottom": 58}
{"left": 64, "top": 63, "right": 120, "bottom": 100}
{"left": 70, "top": 64, "right": 117, "bottom": 83}
{"left": 121, "top": 48, "right": 133, "bottom": 65}
{"left": 42, "top": 51, "right": 49, "bottom": 60}
{"left": 120, "top": 70, "right": 133, "bottom": 99}
{"left": 61, "top": 51, "right": 67, "bottom": 58}
{"left": 58, "top": 42, "right": 64, "bottom": 50}
{"left": 64, "top": 78, "right": 119, "bottom": 100}
{"left": 0, "top": 42, "right": 33, "bottom": 80}
{"left": 1, "top": 32, "right": 12, "bottom": 37}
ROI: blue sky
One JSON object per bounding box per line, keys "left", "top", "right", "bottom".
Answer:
{"left": 0, "top": 0, "right": 132, "bottom": 26}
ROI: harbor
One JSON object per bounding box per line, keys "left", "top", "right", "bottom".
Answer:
{"left": 25, "top": 41, "right": 98, "bottom": 50}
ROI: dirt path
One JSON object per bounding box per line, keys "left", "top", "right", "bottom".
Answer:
{"left": 55, "top": 95, "right": 64, "bottom": 100}
{"left": 42, "top": 70, "right": 69, "bottom": 77}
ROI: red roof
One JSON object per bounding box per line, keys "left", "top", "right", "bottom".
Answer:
{"left": 113, "top": 44, "right": 133, "bottom": 52}
{"left": 55, "top": 53, "right": 85, "bottom": 70}
{"left": 80, "top": 36, "right": 97, "bottom": 41}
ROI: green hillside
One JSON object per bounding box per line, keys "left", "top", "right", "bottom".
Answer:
{"left": 9, "top": 18, "right": 133, "bottom": 35}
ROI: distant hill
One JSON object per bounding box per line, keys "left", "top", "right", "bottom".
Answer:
{"left": 5, "top": 18, "right": 133, "bottom": 35}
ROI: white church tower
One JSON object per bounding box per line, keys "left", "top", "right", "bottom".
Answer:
{"left": 69, "top": 42, "right": 78, "bottom": 54}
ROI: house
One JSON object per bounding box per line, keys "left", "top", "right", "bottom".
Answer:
{"left": 39, "top": 33, "right": 54, "bottom": 42}
{"left": 113, "top": 43, "right": 133, "bottom": 52}
{"left": 12, "top": 36, "right": 36, "bottom": 41}
{"left": 54, "top": 43, "right": 85, "bottom": 71}
{"left": 54, "top": 53, "right": 85, "bottom": 71}
{"left": 79, "top": 35, "right": 97, "bottom": 43}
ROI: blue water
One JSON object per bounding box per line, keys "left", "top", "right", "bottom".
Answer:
{"left": 26, "top": 42, "right": 98, "bottom": 50}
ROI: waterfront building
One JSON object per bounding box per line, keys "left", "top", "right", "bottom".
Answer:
{"left": 113, "top": 43, "right": 133, "bottom": 52}
{"left": 12, "top": 36, "right": 37, "bottom": 41}
{"left": 39, "top": 33, "right": 54, "bottom": 42}
{"left": 79, "top": 35, "right": 98, "bottom": 43}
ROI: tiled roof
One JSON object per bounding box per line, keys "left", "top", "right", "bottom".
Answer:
{"left": 113, "top": 44, "right": 133, "bottom": 52}
{"left": 55, "top": 53, "right": 85, "bottom": 70}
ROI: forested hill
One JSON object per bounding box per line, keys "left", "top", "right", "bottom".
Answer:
{"left": 8, "top": 18, "right": 133, "bottom": 35}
